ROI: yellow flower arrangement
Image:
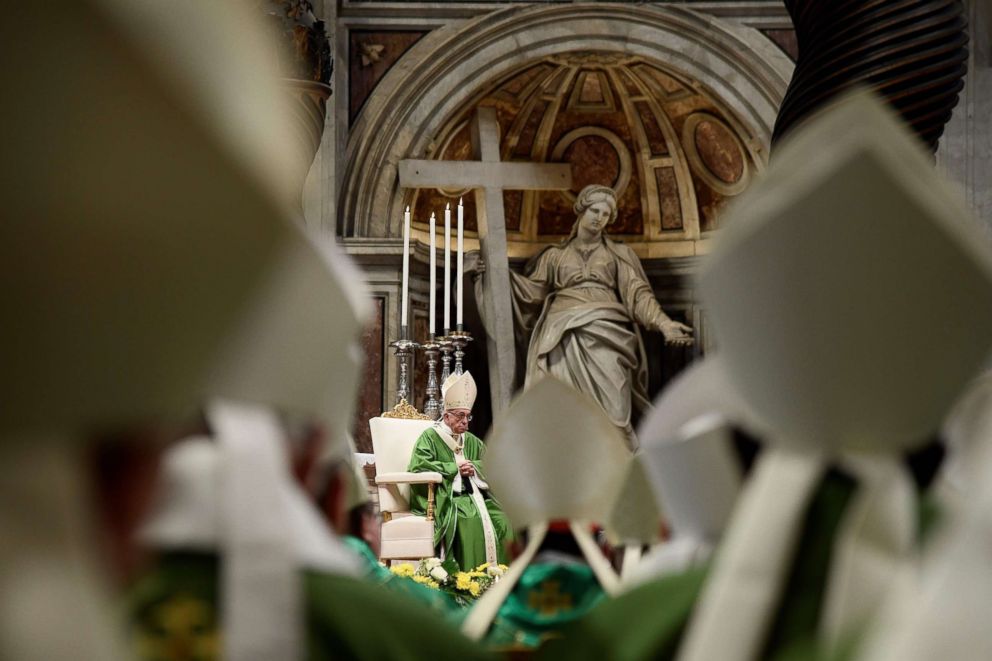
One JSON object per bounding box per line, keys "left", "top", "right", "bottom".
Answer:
{"left": 411, "top": 575, "right": 440, "bottom": 590}
{"left": 455, "top": 573, "right": 473, "bottom": 591}
{"left": 468, "top": 581, "right": 481, "bottom": 597}
{"left": 390, "top": 563, "right": 416, "bottom": 578}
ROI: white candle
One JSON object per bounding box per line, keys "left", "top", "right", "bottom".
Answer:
{"left": 401, "top": 206, "right": 410, "bottom": 333}
{"left": 457, "top": 198, "right": 464, "bottom": 327}
{"left": 429, "top": 212, "right": 436, "bottom": 336}
{"left": 444, "top": 202, "right": 452, "bottom": 332}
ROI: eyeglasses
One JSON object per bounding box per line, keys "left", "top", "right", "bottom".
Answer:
{"left": 447, "top": 412, "right": 473, "bottom": 422}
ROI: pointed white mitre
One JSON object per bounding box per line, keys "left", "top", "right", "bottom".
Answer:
{"left": 697, "top": 90, "right": 992, "bottom": 455}
{"left": 938, "top": 371, "right": 992, "bottom": 498}
{"left": 637, "top": 354, "right": 766, "bottom": 447}
{"left": 635, "top": 356, "right": 751, "bottom": 544}
{"left": 206, "top": 230, "right": 369, "bottom": 451}
{"left": 442, "top": 371, "right": 478, "bottom": 411}
{"left": 679, "top": 90, "right": 992, "bottom": 661}
{"left": 641, "top": 413, "right": 742, "bottom": 543}
{"left": 0, "top": 0, "right": 311, "bottom": 436}
{"left": 140, "top": 435, "right": 360, "bottom": 574}
{"left": 485, "top": 378, "right": 630, "bottom": 526}
{"left": 605, "top": 454, "right": 663, "bottom": 546}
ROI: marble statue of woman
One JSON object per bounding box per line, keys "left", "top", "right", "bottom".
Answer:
{"left": 476, "top": 184, "right": 693, "bottom": 450}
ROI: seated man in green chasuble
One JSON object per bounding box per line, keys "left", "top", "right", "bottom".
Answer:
{"left": 408, "top": 371, "right": 512, "bottom": 571}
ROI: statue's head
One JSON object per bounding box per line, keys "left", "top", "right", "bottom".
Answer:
{"left": 573, "top": 185, "right": 619, "bottom": 225}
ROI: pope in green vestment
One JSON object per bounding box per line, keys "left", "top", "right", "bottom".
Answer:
{"left": 408, "top": 424, "right": 512, "bottom": 571}
{"left": 408, "top": 371, "right": 512, "bottom": 571}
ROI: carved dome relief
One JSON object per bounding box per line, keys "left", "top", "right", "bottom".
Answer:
{"left": 410, "top": 52, "right": 765, "bottom": 257}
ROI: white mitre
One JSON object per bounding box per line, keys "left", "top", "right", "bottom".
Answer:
{"left": 462, "top": 378, "right": 630, "bottom": 640}
{"left": 443, "top": 371, "right": 478, "bottom": 411}
{"left": 605, "top": 454, "right": 663, "bottom": 549}
{"left": 197, "top": 228, "right": 369, "bottom": 661}
{"left": 936, "top": 371, "right": 992, "bottom": 502}
{"left": 0, "top": 2, "right": 312, "bottom": 660}
{"left": 619, "top": 356, "right": 754, "bottom": 587}
{"left": 678, "top": 90, "right": 992, "bottom": 661}
{"left": 855, "top": 371, "right": 992, "bottom": 661}
{"left": 140, "top": 436, "right": 360, "bottom": 574}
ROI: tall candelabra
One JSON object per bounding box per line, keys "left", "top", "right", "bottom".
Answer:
{"left": 449, "top": 328, "right": 473, "bottom": 375}
{"left": 384, "top": 332, "right": 427, "bottom": 419}
{"left": 422, "top": 335, "right": 442, "bottom": 420}
{"left": 438, "top": 335, "right": 454, "bottom": 385}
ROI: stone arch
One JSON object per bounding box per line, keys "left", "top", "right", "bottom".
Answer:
{"left": 339, "top": 3, "right": 793, "bottom": 241}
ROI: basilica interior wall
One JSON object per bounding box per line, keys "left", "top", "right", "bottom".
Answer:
{"left": 303, "top": 0, "right": 992, "bottom": 449}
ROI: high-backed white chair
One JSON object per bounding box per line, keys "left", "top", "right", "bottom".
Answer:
{"left": 369, "top": 416, "right": 441, "bottom": 562}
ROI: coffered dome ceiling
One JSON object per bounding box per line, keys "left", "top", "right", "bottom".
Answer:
{"left": 409, "top": 52, "right": 766, "bottom": 258}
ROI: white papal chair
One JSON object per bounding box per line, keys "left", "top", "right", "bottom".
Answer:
{"left": 369, "top": 415, "right": 441, "bottom": 562}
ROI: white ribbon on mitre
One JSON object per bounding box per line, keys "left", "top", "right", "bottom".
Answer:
{"left": 682, "top": 90, "right": 992, "bottom": 661}
{"left": 461, "top": 378, "right": 630, "bottom": 641}
{"left": 199, "top": 217, "right": 368, "bottom": 660}
{"left": 209, "top": 401, "right": 301, "bottom": 661}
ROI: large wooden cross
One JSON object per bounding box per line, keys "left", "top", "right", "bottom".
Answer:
{"left": 399, "top": 107, "right": 572, "bottom": 413}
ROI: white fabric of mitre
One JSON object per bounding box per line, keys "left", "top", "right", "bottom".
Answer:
{"left": 139, "top": 435, "right": 361, "bottom": 575}
{"left": 855, "top": 458, "right": 992, "bottom": 661}
{"left": 205, "top": 231, "right": 368, "bottom": 462}
{"left": 0, "top": 0, "right": 308, "bottom": 435}
{"left": 0, "top": 441, "right": 127, "bottom": 661}
{"left": 315, "top": 430, "right": 370, "bottom": 511}
{"left": 681, "top": 91, "right": 983, "bottom": 661}
{"left": 210, "top": 402, "right": 299, "bottom": 661}
{"left": 620, "top": 537, "right": 715, "bottom": 592}
{"left": 485, "top": 377, "right": 630, "bottom": 528}
{"left": 698, "top": 89, "right": 992, "bottom": 456}
{"left": 937, "top": 371, "right": 992, "bottom": 499}
{"left": 853, "top": 372, "right": 992, "bottom": 661}
{"left": 605, "top": 453, "right": 663, "bottom": 546}
{"left": 636, "top": 354, "right": 766, "bottom": 447}
{"left": 641, "top": 413, "right": 743, "bottom": 543}
{"left": 442, "top": 371, "right": 478, "bottom": 411}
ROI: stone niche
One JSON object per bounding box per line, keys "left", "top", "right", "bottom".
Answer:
{"left": 410, "top": 51, "right": 766, "bottom": 261}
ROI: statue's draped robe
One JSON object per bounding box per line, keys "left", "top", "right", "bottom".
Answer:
{"left": 408, "top": 426, "right": 511, "bottom": 570}
{"left": 509, "top": 237, "right": 671, "bottom": 449}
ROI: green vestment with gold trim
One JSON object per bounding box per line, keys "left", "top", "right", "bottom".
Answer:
{"left": 486, "top": 561, "right": 605, "bottom": 650}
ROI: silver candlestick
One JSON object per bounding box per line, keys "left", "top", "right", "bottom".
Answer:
{"left": 422, "top": 336, "right": 442, "bottom": 420}
{"left": 438, "top": 334, "right": 454, "bottom": 385}
{"left": 387, "top": 330, "right": 419, "bottom": 411}
{"left": 450, "top": 327, "right": 473, "bottom": 375}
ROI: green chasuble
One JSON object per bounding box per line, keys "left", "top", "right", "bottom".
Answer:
{"left": 486, "top": 561, "right": 606, "bottom": 650}
{"left": 126, "top": 551, "right": 494, "bottom": 661}
{"left": 407, "top": 427, "right": 512, "bottom": 570}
